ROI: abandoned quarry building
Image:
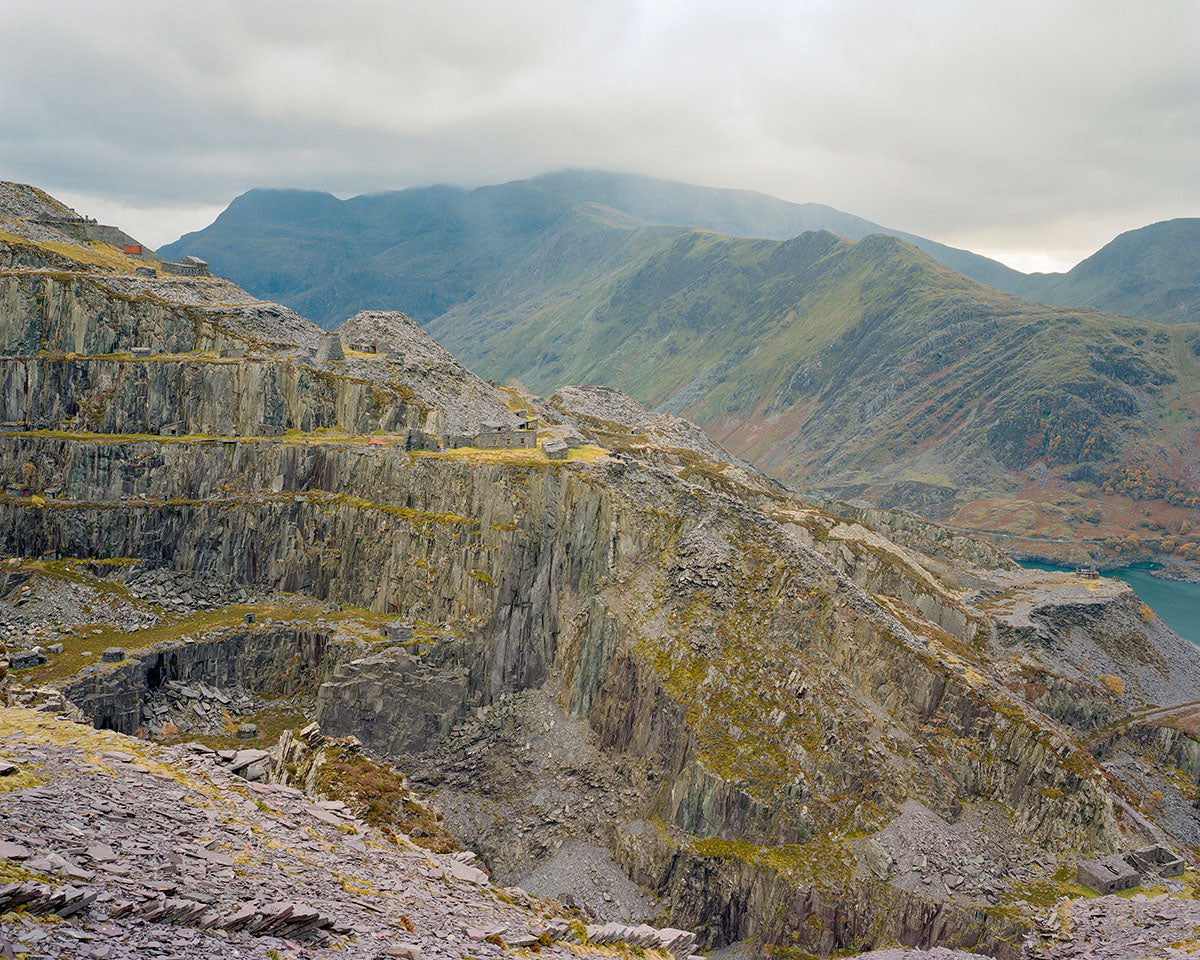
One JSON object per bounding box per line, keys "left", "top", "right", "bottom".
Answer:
{"left": 447, "top": 419, "right": 538, "bottom": 450}
{"left": 1077, "top": 845, "right": 1185, "bottom": 894}
{"left": 161, "top": 255, "right": 211, "bottom": 277}
{"left": 402, "top": 428, "right": 440, "bottom": 453}
{"left": 541, "top": 438, "right": 569, "bottom": 460}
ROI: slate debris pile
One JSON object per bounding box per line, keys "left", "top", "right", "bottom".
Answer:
{"left": 417, "top": 688, "right": 660, "bottom": 922}
{"left": 0, "top": 568, "right": 158, "bottom": 645}
{"left": 581, "top": 922, "right": 696, "bottom": 957}
{"left": 0, "top": 708, "right": 701, "bottom": 960}
{"left": 107, "top": 896, "right": 338, "bottom": 940}
{"left": 869, "top": 799, "right": 1055, "bottom": 906}
{"left": 125, "top": 567, "right": 260, "bottom": 613}
{"left": 1023, "top": 891, "right": 1200, "bottom": 958}
{"left": 6, "top": 684, "right": 86, "bottom": 720}
{"left": 202, "top": 744, "right": 274, "bottom": 781}
{"left": 0, "top": 880, "right": 97, "bottom": 918}
{"left": 141, "top": 679, "right": 265, "bottom": 737}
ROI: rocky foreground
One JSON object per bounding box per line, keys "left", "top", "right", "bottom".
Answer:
{"left": 0, "top": 706, "right": 698, "bottom": 960}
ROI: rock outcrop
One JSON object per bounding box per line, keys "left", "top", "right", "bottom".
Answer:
{"left": 4, "top": 186, "right": 1200, "bottom": 959}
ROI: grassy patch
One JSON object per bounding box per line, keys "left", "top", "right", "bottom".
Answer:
{"left": 20, "top": 601, "right": 336, "bottom": 683}
{"left": 187, "top": 705, "right": 312, "bottom": 752}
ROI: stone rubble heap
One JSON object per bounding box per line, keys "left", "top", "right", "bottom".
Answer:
{"left": 0, "top": 708, "right": 702, "bottom": 960}
{"left": 140, "top": 679, "right": 266, "bottom": 738}
{"left": 0, "top": 880, "right": 97, "bottom": 918}
{"left": 107, "top": 896, "right": 339, "bottom": 941}
{"left": 204, "top": 745, "right": 274, "bottom": 782}
{"left": 125, "top": 567, "right": 259, "bottom": 613}
{"left": 580, "top": 921, "right": 696, "bottom": 958}
{"left": 6, "top": 684, "right": 86, "bottom": 720}
{"left": 869, "top": 799, "right": 1054, "bottom": 906}
{"left": 1023, "top": 891, "right": 1200, "bottom": 958}
{"left": 418, "top": 688, "right": 654, "bottom": 910}
{"left": 0, "top": 567, "right": 158, "bottom": 645}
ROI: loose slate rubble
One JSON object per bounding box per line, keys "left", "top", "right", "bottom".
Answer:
{"left": 584, "top": 922, "right": 696, "bottom": 957}
{"left": 141, "top": 679, "right": 268, "bottom": 738}
{"left": 0, "top": 708, "right": 697, "bottom": 960}
{"left": 1023, "top": 892, "right": 1200, "bottom": 958}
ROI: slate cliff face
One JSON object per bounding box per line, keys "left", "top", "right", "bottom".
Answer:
{"left": 4, "top": 189, "right": 1200, "bottom": 959}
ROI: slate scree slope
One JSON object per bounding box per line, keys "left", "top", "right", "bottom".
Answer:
{"left": 3, "top": 183, "right": 1200, "bottom": 959}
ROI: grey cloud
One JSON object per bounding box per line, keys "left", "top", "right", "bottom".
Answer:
{"left": 1, "top": 0, "right": 1197, "bottom": 265}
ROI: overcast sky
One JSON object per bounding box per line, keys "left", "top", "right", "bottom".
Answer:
{"left": 2, "top": 0, "right": 1197, "bottom": 270}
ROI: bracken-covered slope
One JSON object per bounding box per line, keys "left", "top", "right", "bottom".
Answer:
{"left": 5, "top": 186, "right": 1200, "bottom": 960}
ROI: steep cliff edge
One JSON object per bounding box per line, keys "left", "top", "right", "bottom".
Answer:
{"left": 3, "top": 189, "right": 1200, "bottom": 959}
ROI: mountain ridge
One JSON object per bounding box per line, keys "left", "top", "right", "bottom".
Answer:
{"left": 159, "top": 172, "right": 1200, "bottom": 565}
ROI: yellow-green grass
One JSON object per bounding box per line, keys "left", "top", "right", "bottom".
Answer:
{"left": 0, "top": 229, "right": 147, "bottom": 274}
{"left": 18, "top": 600, "right": 341, "bottom": 683}
{"left": 187, "top": 705, "right": 312, "bottom": 752}
{"left": 415, "top": 443, "right": 608, "bottom": 467}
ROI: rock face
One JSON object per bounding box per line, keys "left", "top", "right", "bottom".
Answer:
{"left": 337, "top": 310, "right": 524, "bottom": 434}
{"left": 4, "top": 186, "right": 1200, "bottom": 959}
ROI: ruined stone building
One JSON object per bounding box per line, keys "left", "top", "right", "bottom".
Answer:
{"left": 162, "top": 255, "right": 211, "bottom": 277}
{"left": 446, "top": 419, "right": 537, "bottom": 450}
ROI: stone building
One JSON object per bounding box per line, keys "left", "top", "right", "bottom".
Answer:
{"left": 1077, "top": 854, "right": 1141, "bottom": 894}
{"left": 1129, "top": 844, "right": 1186, "bottom": 878}
{"left": 541, "top": 438, "right": 568, "bottom": 460}
{"left": 447, "top": 420, "right": 537, "bottom": 450}
{"left": 161, "top": 255, "right": 211, "bottom": 277}
{"left": 402, "top": 428, "right": 440, "bottom": 452}
{"left": 1076, "top": 845, "right": 1184, "bottom": 895}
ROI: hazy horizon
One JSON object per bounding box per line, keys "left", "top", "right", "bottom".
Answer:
{"left": 3, "top": 0, "right": 1197, "bottom": 271}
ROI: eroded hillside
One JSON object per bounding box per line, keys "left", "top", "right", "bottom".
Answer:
{"left": 4, "top": 189, "right": 1200, "bottom": 959}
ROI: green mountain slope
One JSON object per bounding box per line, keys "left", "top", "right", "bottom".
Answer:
{"left": 1001, "top": 219, "right": 1200, "bottom": 325}
{"left": 162, "top": 172, "right": 1200, "bottom": 562}
{"left": 161, "top": 171, "right": 1024, "bottom": 329}
{"left": 427, "top": 228, "right": 1200, "bottom": 506}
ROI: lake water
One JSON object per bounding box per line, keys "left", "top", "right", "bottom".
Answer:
{"left": 1018, "top": 560, "right": 1200, "bottom": 646}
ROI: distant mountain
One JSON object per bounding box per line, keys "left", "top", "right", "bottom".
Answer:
{"left": 999, "top": 219, "right": 1200, "bottom": 325}
{"left": 161, "top": 171, "right": 1024, "bottom": 329}
{"left": 163, "top": 172, "right": 1200, "bottom": 553}
{"left": 426, "top": 228, "right": 1200, "bottom": 524}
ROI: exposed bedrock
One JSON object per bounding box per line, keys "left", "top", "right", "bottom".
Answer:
{"left": 0, "top": 356, "right": 423, "bottom": 436}
{"left": 62, "top": 625, "right": 333, "bottom": 734}
{"left": 0, "top": 435, "right": 1154, "bottom": 955}
{"left": 0, "top": 271, "right": 314, "bottom": 356}
{"left": 615, "top": 821, "right": 1023, "bottom": 957}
